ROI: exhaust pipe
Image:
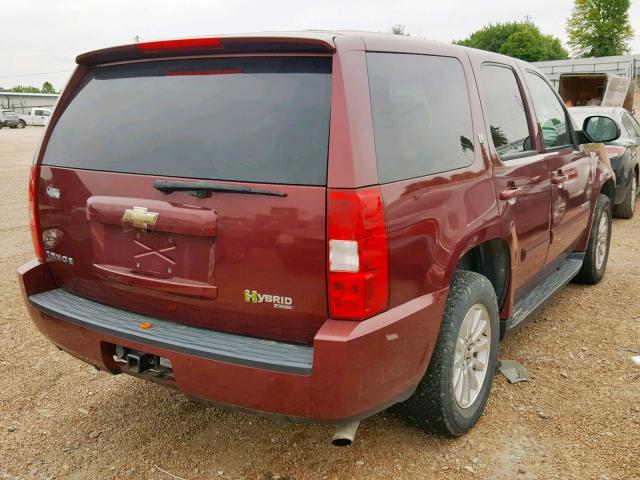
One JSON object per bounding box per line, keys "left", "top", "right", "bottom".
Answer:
{"left": 331, "top": 421, "right": 360, "bottom": 447}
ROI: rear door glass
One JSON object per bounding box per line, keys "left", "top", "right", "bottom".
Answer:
{"left": 42, "top": 57, "right": 332, "bottom": 185}
{"left": 480, "top": 65, "right": 533, "bottom": 158}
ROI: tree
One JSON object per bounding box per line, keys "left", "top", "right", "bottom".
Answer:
{"left": 567, "top": 0, "right": 633, "bottom": 57}
{"left": 455, "top": 21, "right": 569, "bottom": 62}
{"left": 41, "top": 82, "right": 56, "bottom": 94}
{"left": 390, "top": 24, "right": 409, "bottom": 36}
{"left": 10, "top": 85, "right": 41, "bottom": 93}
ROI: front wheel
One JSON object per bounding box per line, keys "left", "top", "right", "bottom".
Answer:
{"left": 393, "top": 270, "right": 499, "bottom": 436}
{"left": 574, "top": 194, "right": 612, "bottom": 284}
{"left": 17, "top": 120, "right": 26, "bottom": 129}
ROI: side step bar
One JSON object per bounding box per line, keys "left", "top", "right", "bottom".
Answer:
{"left": 502, "top": 253, "right": 584, "bottom": 337}
{"left": 29, "top": 288, "right": 313, "bottom": 374}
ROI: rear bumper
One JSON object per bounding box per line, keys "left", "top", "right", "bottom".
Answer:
{"left": 18, "top": 259, "right": 448, "bottom": 423}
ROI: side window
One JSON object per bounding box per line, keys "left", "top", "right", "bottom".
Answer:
{"left": 525, "top": 72, "right": 572, "bottom": 150}
{"left": 480, "top": 65, "right": 533, "bottom": 158}
{"left": 622, "top": 113, "right": 640, "bottom": 137}
{"left": 35, "top": 109, "right": 44, "bottom": 116}
{"left": 367, "top": 53, "right": 475, "bottom": 183}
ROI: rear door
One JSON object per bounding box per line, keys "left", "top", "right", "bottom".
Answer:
{"left": 523, "top": 71, "right": 593, "bottom": 264}
{"left": 37, "top": 56, "right": 332, "bottom": 344}
{"left": 478, "top": 63, "right": 551, "bottom": 299}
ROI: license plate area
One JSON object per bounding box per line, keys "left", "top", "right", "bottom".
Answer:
{"left": 96, "top": 226, "right": 215, "bottom": 281}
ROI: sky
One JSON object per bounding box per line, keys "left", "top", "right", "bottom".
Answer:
{"left": 2, "top": 0, "right": 640, "bottom": 91}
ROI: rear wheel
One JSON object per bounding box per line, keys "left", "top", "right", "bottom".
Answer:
{"left": 613, "top": 172, "right": 637, "bottom": 219}
{"left": 394, "top": 270, "right": 499, "bottom": 436}
{"left": 575, "top": 194, "right": 612, "bottom": 284}
{"left": 17, "top": 120, "right": 26, "bottom": 129}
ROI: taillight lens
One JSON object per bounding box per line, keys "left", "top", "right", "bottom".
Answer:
{"left": 28, "top": 164, "right": 45, "bottom": 261}
{"left": 327, "top": 188, "right": 389, "bottom": 320}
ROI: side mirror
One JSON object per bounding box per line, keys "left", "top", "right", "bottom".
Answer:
{"left": 582, "top": 115, "right": 621, "bottom": 143}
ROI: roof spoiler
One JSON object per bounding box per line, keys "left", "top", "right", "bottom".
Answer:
{"left": 76, "top": 35, "right": 337, "bottom": 66}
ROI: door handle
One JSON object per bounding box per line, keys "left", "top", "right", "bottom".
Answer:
{"left": 551, "top": 174, "right": 569, "bottom": 185}
{"left": 499, "top": 186, "right": 523, "bottom": 201}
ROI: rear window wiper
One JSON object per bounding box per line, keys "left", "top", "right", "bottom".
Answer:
{"left": 154, "top": 180, "right": 287, "bottom": 198}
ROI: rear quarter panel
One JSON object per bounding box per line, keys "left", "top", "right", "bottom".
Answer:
{"left": 366, "top": 45, "right": 502, "bottom": 306}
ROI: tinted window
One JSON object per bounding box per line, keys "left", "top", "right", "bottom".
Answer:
{"left": 526, "top": 72, "right": 572, "bottom": 149}
{"left": 621, "top": 112, "right": 640, "bottom": 137}
{"left": 367, "top": 53, "right": 475, "bottom": 183}
{"left": 43, "top": 58, "right": 332, "bottom": 185}
{"left": 480, "top": 65, "right": 532, "bottom": 157}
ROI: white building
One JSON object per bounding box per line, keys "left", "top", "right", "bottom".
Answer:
{"left": 0, "top": 92, "right": 59, "bottom": 114}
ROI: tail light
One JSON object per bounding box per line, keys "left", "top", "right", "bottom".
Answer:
{"left": 136, "top": 37, "right": 223, "bottom": 52}
{"left": 327, "top": 188, "right": 389, "bottom": 320}
{"left": 28, "top": 164, "right": 45, "bottom": 261}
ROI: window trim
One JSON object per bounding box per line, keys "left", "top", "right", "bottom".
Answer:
{"left": 480, "top": 62, "right": 537, "bottom": 163}
{"left": 524, "top": 69, "right": 579, "bottom": 152}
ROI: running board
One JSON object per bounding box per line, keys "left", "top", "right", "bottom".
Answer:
{"left": 502, "top": 254, "right": 584, "bottom": 337}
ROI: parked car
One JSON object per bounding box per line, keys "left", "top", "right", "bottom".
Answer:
{"left": 569, "top": 106, "right": 639, "bottom": 218}
{"left": 0, "top": 110, "right": 20, "bottom": 128}
{"left": 17, "top": 108, "right": 52, "bottom": 128}
{"left": 18, "top": 32, "right": 617, "bottom": 445}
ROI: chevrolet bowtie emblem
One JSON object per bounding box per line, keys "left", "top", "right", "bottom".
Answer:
{"left": 122, "top": 206, "right": 159, "bottom": 229}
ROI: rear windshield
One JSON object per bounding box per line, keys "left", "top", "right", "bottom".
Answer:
{"left": 42, "top": 57, "right": 332, "bottom": 185}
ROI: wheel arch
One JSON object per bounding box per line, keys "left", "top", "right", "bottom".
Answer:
{"left": 450, "top": 237, "right": 511, "bottom": 311}
{"left": 600, "top": 178, "right": 615, "bottom": 204}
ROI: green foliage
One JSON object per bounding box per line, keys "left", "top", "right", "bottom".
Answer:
{"left": 0, "top": 83, "right": 58, "bottom": 94}
{"left": 10, "top": 85, "right": 41, "bottom": 93}
{"left": 41, "top": 82, "right": 56, "bottom": 94}
{"left": 390, "top": 24, "right": 410, "bottom": 36}
{"left": 490, "top": 126, "right": 508, "bottom": 148}
{"left": 567, "top": 0, "right": 633, "bottom": 57}
{"left": 455, "top": 21, "right": 569, "bottom": 61}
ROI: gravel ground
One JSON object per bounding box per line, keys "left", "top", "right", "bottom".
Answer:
{"left": 1, "top": 128, "right": 639, "bottom": 480}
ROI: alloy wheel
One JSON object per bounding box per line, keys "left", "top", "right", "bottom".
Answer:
{"left": 453, "top": 303, "right": 491, "bottom": 409}
{"left": 595, "top": 212, "right": 609, "bottom": 270}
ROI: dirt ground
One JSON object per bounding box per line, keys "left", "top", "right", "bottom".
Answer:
{"left": 0, "top": 128, "right": 638, "bottom": 480}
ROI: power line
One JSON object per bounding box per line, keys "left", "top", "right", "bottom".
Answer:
{"left": 0, "top": 69, "right": 73, "bottom": 79}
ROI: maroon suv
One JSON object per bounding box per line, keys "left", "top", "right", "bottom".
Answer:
{"left": 19, "top": 32, "right": 616, "bottom": 443}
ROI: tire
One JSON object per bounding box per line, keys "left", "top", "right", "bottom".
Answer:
{"left": 574, "top": 194, "right": 612, "bottom": 284}
{"left": 17, "top": 120, "right": 26, "bottom": 129}
{"left": 393, "top": 270, "right": 500, "bottom": 437}
{"left": 613, "top": 172, "right": 637, "bottom": 219}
